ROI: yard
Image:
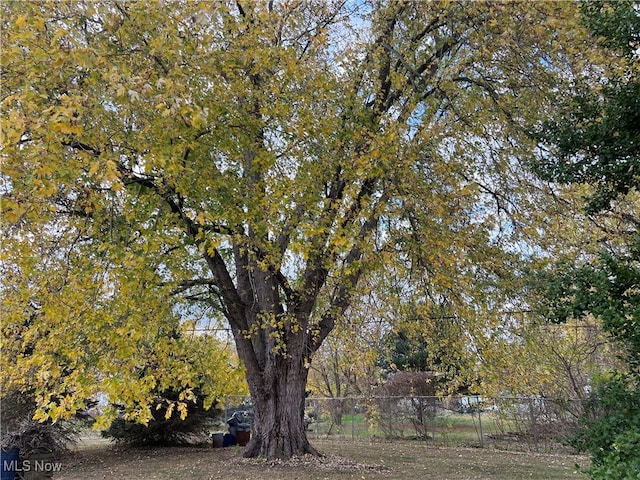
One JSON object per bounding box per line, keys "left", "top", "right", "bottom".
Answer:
{"left": 52, "top": 432, "right": 589, "bottom": 480}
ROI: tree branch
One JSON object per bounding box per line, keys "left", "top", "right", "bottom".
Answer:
{"left": 309, "top": 192, "right": 386, "bottom": 353}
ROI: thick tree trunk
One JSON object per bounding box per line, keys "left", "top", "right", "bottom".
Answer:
{"left": 241, "top": 354, "right": 318, "bottom": 459}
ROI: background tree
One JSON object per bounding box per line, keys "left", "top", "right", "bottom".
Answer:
{"left": 1, "top": 0, "right": 600, "bottom": 459}
{"left": 479, "top": 315, "right": 621, "bottom": 400}
{"left": 308, "top": 310, "right": 382, "bottom": 426}
{"left": 378, "top": 301, "right": 477, "bottom": 393}
{"left": 532, "top": 1, "right": 640, "bottom": 477}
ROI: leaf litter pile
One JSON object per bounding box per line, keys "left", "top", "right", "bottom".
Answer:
{"left": 237, "top": 453, "right": 390, "bottom": 473}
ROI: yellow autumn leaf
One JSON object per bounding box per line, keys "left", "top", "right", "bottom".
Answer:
{"left": 1, "top": 0, "right": 623, "bottom": 461}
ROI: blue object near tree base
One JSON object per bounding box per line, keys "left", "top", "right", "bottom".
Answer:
{"left": 1, "top": 448, "right": 19, "bottom": 480}
{"left": 223, "top": 434, "right": 236, "bottom": 447}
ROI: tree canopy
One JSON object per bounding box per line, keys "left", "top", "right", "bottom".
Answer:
{"left": 0, "top": 0, "right": 609, "bottom": 459}
{"left": 532, "top": 2, "right": 639, "bottom": 478}
{"left": 534, "top": 0, "right": 640, "bottom": 371}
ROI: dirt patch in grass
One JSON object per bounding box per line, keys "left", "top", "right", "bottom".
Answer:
{"left": 53, "top": 434, "right": 588, "bottom": 480}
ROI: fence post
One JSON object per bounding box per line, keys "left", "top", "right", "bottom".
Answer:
{"left": 351, "top": 399, "right": 355, "bottom": 441}
{"left": 388, "top": 398, "right": 394, "bottom": 438}
{"left": 528, "top": 397, "right": 539, "bottom": 452}
{"left": 315, "top": 399, "right": 320, "bottom": 439}
{"left": 478, "top": 407, "right": 484, "bottom": 448}
{"left": 431, "top": 398, "right": 436, "bottom": 443}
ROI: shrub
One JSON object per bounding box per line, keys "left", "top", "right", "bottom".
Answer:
{"left": 371, "top": 371, "right": 437, "bottom": 439}
{"left": 586, "top": 430, "right": 640, "bottom": 480}
{"left": 101, "top": 389, "right": 221, "bottom": 446}
{"left": 0, "top": 390, "right": 78, "bottom": 456}
{"left": 569, "top": 373, "right": 640, "bottom": 479}
{"left": 0, "top": 418, "right": 78, "bottom": 456}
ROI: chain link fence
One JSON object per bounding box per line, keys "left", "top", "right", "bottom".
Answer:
{"left": 223, "top": 395, "right": 584, "bottom": 453}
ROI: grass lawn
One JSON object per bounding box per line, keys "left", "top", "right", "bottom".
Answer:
{"left": 53, "top": 433, "right": 589, "bottom": 480}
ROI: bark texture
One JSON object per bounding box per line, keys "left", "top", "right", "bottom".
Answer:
{"left": 241, "top": 355, "right": 317, "bottom": 459}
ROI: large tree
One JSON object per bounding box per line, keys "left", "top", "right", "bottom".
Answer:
{"left": 1, "top": 1, "right": 596, "bottom": 459}
{"left": 532, "top": 2, "right": 639, "bottom": 477}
